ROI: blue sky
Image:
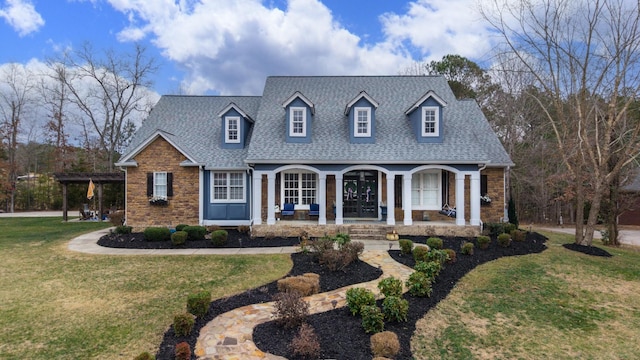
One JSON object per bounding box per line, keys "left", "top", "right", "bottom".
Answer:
{"left": 0, "top": 0, "right": 496, "bottom": 95}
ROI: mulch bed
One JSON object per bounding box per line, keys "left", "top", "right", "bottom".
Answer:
{"left": 100, "top": 231, "right": 551, "bottom": 359}
{"left": 562, "top": 243, "right": 613, "bottom": 257}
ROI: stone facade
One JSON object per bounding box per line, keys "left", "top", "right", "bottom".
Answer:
{"left": 125, "top": 137, "right": 199, "bottom": 231}
{"left": 480, "top": 168, "right": 506, "bottom": 223}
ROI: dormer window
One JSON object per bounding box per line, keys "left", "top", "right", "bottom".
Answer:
{"left": 345, "top": 91, "right": 379, "bottom": 143}
{"left": 422, "top": 107, "right": 439, "bottom": 137}
{"left": 283, "top": 92, "right": 314, "bottom": 143}
{"left": 225, "top": 116, "right": 240, "bottom": 143}
{"left": 354, "top": 107, "right": 371, "bottom": 137}
{"left": 218, "top": 102, "right": 253, "bottom": 148}
{"left": 290, "top": 107, "right": 307, "bottom": 137}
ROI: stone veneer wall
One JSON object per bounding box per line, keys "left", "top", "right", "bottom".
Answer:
{"left": 480, "top": 168, "right": 505, "bottom": 222}
{"left": 126, "top": 137, "right": 199, "bottom": 231}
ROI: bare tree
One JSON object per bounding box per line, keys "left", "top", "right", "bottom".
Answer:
{"left": 481, "top": 0, "right": 640, "bottom": 245}
{"left": 58, "top": 43, "right": 157, "bottom": 171}
{"left": 40, "top": 62, "right": 71, "bottom": 173}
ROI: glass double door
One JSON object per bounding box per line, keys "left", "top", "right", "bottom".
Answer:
{"left": 343, "top": 171, "right": 377, "bottom": 218}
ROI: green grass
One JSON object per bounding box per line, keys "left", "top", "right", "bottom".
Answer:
{"left": 0, "top": 217, "right": 292, "bottom": 359}
{"left": 411, "top": 231, "right": 640, "bottom": 359}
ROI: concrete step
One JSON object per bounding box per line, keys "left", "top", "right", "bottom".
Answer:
{"left": 348, "top": 225, "right": 392, "bottom": 241}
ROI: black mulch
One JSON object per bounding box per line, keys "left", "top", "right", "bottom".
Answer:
{"left": 134, "top": 231, "right": 548, "bottom": 360}
{"left": 562, "top": 243, "right": 613, "bottom": 257}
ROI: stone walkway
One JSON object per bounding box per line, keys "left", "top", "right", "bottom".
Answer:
{"left": 194, "top": 250, "right": 414, "bottom": 360}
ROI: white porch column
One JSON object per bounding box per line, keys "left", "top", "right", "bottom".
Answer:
{"left": 470, "top": 171, "right": 481, "bottom": 226}
{"left": 403, "top": 174, "right": 413, "bottom": 225}
{"left": 335, "top": 174, "right": 343, "bottom": 225}
{"left": 455, "top": 173, "right": 466, "bottom": 226}
{"left": 266, "top": 173, "right": 276, "bottom": 225}
{"left": 318, "top": 173, "right": 327, "bottom": 225}
{"left": 386, "top": 173, "right": 396, "bottom": 225}
{"left": 252, "top": 173, "right": 263, "bottom": 225}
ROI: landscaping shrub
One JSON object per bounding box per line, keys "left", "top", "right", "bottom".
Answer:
{"left": 503, "top": 222, "right": 517, "bottom": 234}
{"left": 346, "top": 287, "right": 376, "bottom": 316}
{"left": 412, "top": 245, "right": 430, "bottom": 262}
{"left": 426, "top": 249, "right": 449, "bottom": 266}
{"left": 484, "top": 222, "right": 504, "bottom": 237}
{"left": 237, "top": 225, "right": 250, "bottom": 233}
{"left": 114, "top": 225, "right": 132, "bottom": 234}
{"left": 342, "top": 241, "right": 364, "bottom": 263}
{"left": 426, "top": 237, "right": 444, "bottom": 249}
{"left": 334, "top": 232, "right": 351, "bottom": 248}
{"left": 319, "top": 249, "right": 349, "bottom": 271}
{"left": 186, "top": 290, "right": 211, "bottom": 318}
{"left": 133, "top": 352, "right": 155, "bottom": 360}
{"left": 171, "top": 231, "right": 188, "bottom": 246}
{"left": 497, "top": 233, "right": 512, "bottom": 248}
{"left": 382, "top": 296, "right": 408, "bottom": 322}
{"left": 174, "top": 342, "right": 191, "bottom": 360}
{"left": 310, "top": 236, "right": 335, "bottom": 255}
{"left": 511, "top": 229, "right": 526, "bottom": 242}
{"left": 370, "top": 331, "right": 400, "bottom": 358}
{"left": 108, "top": 211, "right": 125, "bottom": 226}
{"left": 444, "top": 248, "right": 456, "bottom": 263}
{"left": 143, "top": 227, "right": 171, "bottom": 242}
{"left": 183, "top": 225, "right": 207, "bottom": 241}
{"left": 377, "top": 276, "right": 403, "bottom": 297}
{"left": 414, "top": 261, "right": 441, "bottom": 279}
{"left": 272, "top": 291, "right": 309, "bottom": 328}
{"left": 477, "top": 235, "right": 491, "bottom": 249}
{"left": 406, "top": 271, "right": 433, "bottom": 297}
{"left": 173, "top": 313, "right": 195, "bottom": 337}
{"left": 277, "top": 273, "right": 320, "bottom": 296}
{"left": 398, "top": 239, "right": 413, "bottom": 254}
{"left": 361, "top": 305, "right": 385, "bottom": 333}
{"left": 461, "top": 241, "right": 474, "bottom": 255}
{"left": 210, "top": 229, "right": 228, "bottom": 247}
{"left": 289, "top": 323, "right": 320, "bottom": 358}
{"left": 175, "top": 224, "right": 189, "bottom": 232}
{"left": 317, "top": 241, "right": 363, "bottom": 271}
{"left": 206, "top": 225, "right": 221, "bottom": 232}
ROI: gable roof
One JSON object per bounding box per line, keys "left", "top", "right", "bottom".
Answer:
{"left": 120, "top": 95, "right": 261, "bottom": 170}
{"left": 344, "top": 91, "right": 380, "bottom": 115}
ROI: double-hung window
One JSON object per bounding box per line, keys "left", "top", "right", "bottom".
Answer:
{"left": 154, "top": 172, "right": 168, "bottom": 199}
{"left": 422, "top": 106, "right": 440, "bottom": 137}
{"left": 411, "top": 171, "right": 440, "bottom": 209}
{"left": 282, "top": 172, "right": 317, "bottom": 206}
{"left": 289, "top": 107, "right": 306, "bottom": 137}
{"left": 211, "top": 172, "right": 245, "bottom": 202}
{"left": 354, "top": 107, "right": 371, "bottom": 137}
{"left": 225, "top": 116, "right": 240, "bottom": 143}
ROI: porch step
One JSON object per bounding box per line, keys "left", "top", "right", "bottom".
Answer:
{"left": 348, "top": 225, "right": 391, "bottom": 242}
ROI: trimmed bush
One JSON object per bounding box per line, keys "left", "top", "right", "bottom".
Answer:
{"left": 183, "top": 225, "right": 207, "bottom": 241}
{"left": 444, "top": 248, "right": 456, "bottom": 263}
{"left": 346, "top": 287, "right": 376, "bottom": 316}
{"left": 277, "top": 273, "right": 320, "bottom": 296}
{"left": 412, "top": 245, "right": 430, "bottom": 262}
{"left": 272, "top": 291, "right": 309, "bottom": 328}
{"left": 406, "top": 271, "right": 433, "bottom": 297}
{"left": 497, "top": 233, "right": 512, "bottom": 248}
{"left": 484, "top": 222, "right": 505, "bottom": 236}
{"left": 361, "top": 305, "right": 385, "bottom": 334}
{"left": 382, "top": 296, "right": 409, "bottom": 322}
{"left": 342, "top": 241, "right": 365, "bottom": 263}
{"left": 414, "top": 261, "right": 441, "bottom": 279}
{"left": 133, "top": 352, "right": 155, "bottom": 360}
{"left": 173, "top": 313, "right": 195, "bottom": 337}
{"left": 171, "top": 231, "right": 188, "bottom": 246}
{"left": 370, "top": 331, "right": 400, "bottom": 358}
{"left": 143, "top": 227, "right": 171, "bottom": 242}
{"left": 398, "top": 239, "right": 413, "bottom": 254}
{"left": 334, "top": 233, "right": 351, "bottom": 248}
{"left": 503, "top": 222, "right": 517, "bottom": 234}
{"left": 186, "top": 290, "right": 211, "bottom": 318}
{"left": 211, "top": 229, "right": 228, "bottom": 247}
{"left": 289, "top": 323, "right": 321, "bottom": 358}
{"left": 310, "top": 236, "right": 336, "bottom": 255}
{"left": 114, "top": 225, "right": 132, "bottom": 234}
{"left": 511, "top": 229, "right": 526, "bottom": 242}
{"left": 175, "top": 224, "right": 189, "bottom": 232}
{"left": 174, "top": 342, "right": 191, "bottom": 360}
{"left": 426, "top": 249, "right": 449, "bottom": 266}
{"left": 461, "top": 241, "right": 474, "bottom": 255}
{"left": 377, "top": 276, "right": 403, "bottom": 297}
{"left": 426, "top": 237, "right": 444, "bottom": 249}
{"left": 477, "top": 235, "right": 491, "bottom": 249}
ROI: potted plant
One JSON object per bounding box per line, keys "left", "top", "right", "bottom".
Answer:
{"left": 386, "top": 229, "right": 399, "bottom": 241}
{"left": 149, "top": 196, "right": 168, "bottom": 206}
{"left": 480, "top": 194, "right": 492, "bottom": 206}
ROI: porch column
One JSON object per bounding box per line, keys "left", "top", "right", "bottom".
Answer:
{"left": 455, "top": 173, "right": 466, "bottom": 226}
{"left": 252, "top": 173, "right": 263, "bottom": 225}
{"left": 403, "top": 174, "right": 413, "bottom": 225}
{"left": 470, "top": 171, "right": 481, "bottom": 226}
{"left": 266, "top": 173, "right": 276, "bottom": 225}
{"left": 318, "top": 173, "right": 327, "bottom": 225}
{"left": 386, "top": 173, "right": 396, "bottom": 225}
{"left": 335, "top": 174, "right": 343, "bottom": 225}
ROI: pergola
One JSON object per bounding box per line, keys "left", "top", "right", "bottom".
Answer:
{"left": 53, "top": 172, "right": 125, "bottom": 221}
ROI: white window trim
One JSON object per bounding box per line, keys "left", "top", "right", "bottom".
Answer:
{"left": 411, "top": 170, "right": 441, "bottom": 210}
{"left": 354, "top": 107, "right": 371, "bottom": 137}
{"left": 225, "top": 116, "right": 241, "bottom": 143}
{"left": 421, "top": 106, "right": 440, "bottom": 137}
{"left": 280, "top": 171, "right": 317, "bottom": 209}
{"left": 210, "top": 171, "right": 246, "bottom": 203}
{"left": 289, "top": 107, "right": 307, "bottom": 137}
{"left": 153, "top": 172, "right": 168, "bottom": 199}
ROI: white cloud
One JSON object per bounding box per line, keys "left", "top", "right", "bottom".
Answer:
{"left": 0, "top": 0, "right": 45, "bottom": 36}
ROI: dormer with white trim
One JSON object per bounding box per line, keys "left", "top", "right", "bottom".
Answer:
{"left": 405, "top": 90, "right": 447, "bottom": 143}
{"left": 345, "top": 91, "right": 379, "bottom": 144}
{"left": 282, "top": 91, "right": 314, "bottom": 143}
{"left": 218, "top": 102, "right": 253, "bottom": 149}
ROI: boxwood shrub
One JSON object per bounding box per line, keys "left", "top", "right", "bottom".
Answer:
{"left": 143, "top": 227, "right": 171, "bottom": 242}
{"left": 171, "top": 230, "right": 188, "bottom": 246}
{"left": 183, "top": 225, "right": 207, "bottom": 241}
{"left": 211, "top": 229, "right": 228, "bottom": 247}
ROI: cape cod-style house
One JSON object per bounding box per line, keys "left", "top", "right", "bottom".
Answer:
{"left": 115, "top": 76, "right": 513, "bottom": 236}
